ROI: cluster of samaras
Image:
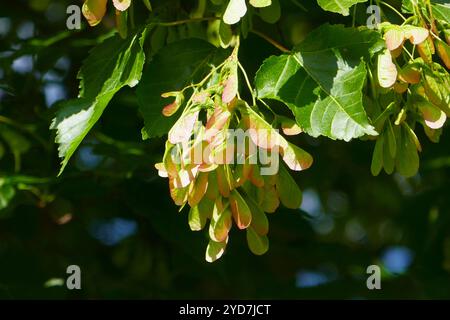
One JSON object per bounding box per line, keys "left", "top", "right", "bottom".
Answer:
{"left": 371, "top": 20, "right": 450, "bottom": 177}
{"left": 155, "top": 50, "right": 313, "bottom": 262}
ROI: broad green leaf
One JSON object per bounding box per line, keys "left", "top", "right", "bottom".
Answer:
{"left": 52, "top": 30, "right": 148, "bottom": 174}
{"left": 256, "top": 25, "right": 382, "bottom": 141}
{"left": 136, "top": 39, "right": 225, "bottom": 138}
{"left": 432, "top": 2, "right": 450, "bottom": 24}
{"left": 246, "top": 227, "right": 269, "bottom": 255}
{"left": 223, "top": 0, "right": 247, "bottom": 25}
{"left": 317, "top": 0, "right": 367, "bottom": 16}
{"left": 401, "top": 0, "right": 413, "bottom": 14}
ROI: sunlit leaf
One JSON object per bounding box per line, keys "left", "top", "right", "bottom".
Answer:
{"left": 256, "top": 25, "right": 382, "bottom": 141}
{"left": 317, "top": 0, "right": 367, "bottom": 16}
{"left": 51, "top": 29, "right": 149, "bottom": 174}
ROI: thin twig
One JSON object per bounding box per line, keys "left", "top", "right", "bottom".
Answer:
{"left": 250, "top": 30, "right": 290, "bottom": 53}
{"left": 158, "top": 17, "right": 219, "bottom": 27}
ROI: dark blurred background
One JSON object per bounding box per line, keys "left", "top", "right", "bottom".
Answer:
{"left": 1, "top": 0, "right": 450, "bottom": 299}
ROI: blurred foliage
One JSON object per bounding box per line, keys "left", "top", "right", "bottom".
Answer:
{"left": 0, "top": 0, "right": 450, "bottom": 299}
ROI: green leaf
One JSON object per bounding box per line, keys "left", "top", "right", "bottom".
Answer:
{"left": 246, "top": 227, "right": 269, "bottom": 255}
{"left": 256, "top": 25, "right": 382, "bottom": 141}
{"left": 51, "top": 30, "right": 148, "bottom": 174}
{"left": 432, "top": 2, "right": 450, "bottom": 24}
{"left": 401, "top": 1, "right": 411, "bottom": 13}
{"left": 137, "top": 39, "right": 225, "bottom": 139}
{"left": 317, "top": 0, "right": 367, "bottom": 16}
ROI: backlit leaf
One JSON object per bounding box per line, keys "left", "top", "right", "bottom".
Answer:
{"left": 255, "top": 25, "right": 382, "bottom": 141}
